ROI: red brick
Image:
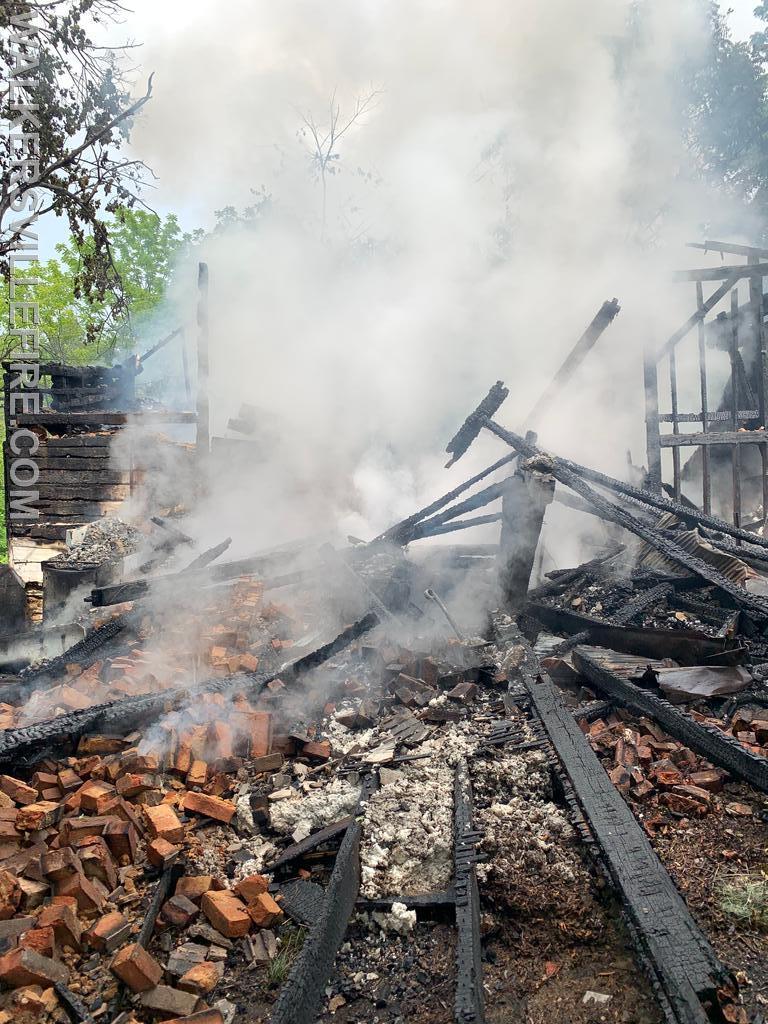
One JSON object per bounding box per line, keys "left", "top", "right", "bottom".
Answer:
{"left": 41, "top": 847, "right": 81, "bottom": 882}
{"left": 15, "top": 802, "right": 63, "bottom": 832}
{"left": 200, "top": 890, "right": 250, "bottom": 938}
{"left": 147, "top": 837, "right": 180, "bottom": 869}
{"left": 55, "top": 871, "right": 107, "bottom": 915}
{"left": 144, "top": 804, "right": 184, "bottom": 844}
{"left": 175, "top": 876, "right": 220, "bottom": 904}
{"left": 37, "top": 904, "right": 82, "bottom": 950}
{"left": 19, "top": 925, "right": 54, "bottom": 957}
{"left": 103, "top": 821, "right": 138, "bottom": 863}
{"left": 0, "top": 869, "right": 21, "bottom": 920}
{"left": 79, "top": 781, "right": 116, "bottom": 814}
{"left": 233, "top": 874, "right": 268, "bottom": 903}
{"left": 178, "top": 960, "right": 223, "bottom": 995}
{"left": 110, "top": 942, "right": 163, "bottom": 992}
{"left": 85, "top": 911, "right": 131, "bottom": 953}
{"left": 247, "top": 892, "right": 283, "bottom": 928}
{"left": 0, "top": 948, "right": 68, "bottom": 987}
{"left": 162, "top": 895, "right": 199, "bottom": 928}
{"left": 0, "top": 776, "right": 37, "bottom": 806}
{"left": 182, "top": 793, "right": 235, "bottom": 825}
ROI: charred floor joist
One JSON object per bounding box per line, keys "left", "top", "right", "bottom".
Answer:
{"left": 513, "top": 638, "right": 729, "bottom": 1024}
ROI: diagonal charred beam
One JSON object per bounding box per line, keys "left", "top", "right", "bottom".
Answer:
{"left": 573, "top": 646, "right": 768, "bottom": 794}
{"left": 525, "top": 298, "right": 621, "bottom": 430}
{"left": 483, "top": 420, "right": 768, "bottom": 619}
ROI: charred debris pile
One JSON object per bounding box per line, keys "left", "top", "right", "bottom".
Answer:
{"left": 0, "top": 291, "right": 768, "bottom": 1024}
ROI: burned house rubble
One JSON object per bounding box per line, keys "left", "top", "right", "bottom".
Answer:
{"left": 1, "top": 251, "right": 768, "bottom": 1024}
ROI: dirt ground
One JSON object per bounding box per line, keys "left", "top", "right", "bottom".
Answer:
{"left": 649, "top": 779, "right": 768, "bottom": 1019}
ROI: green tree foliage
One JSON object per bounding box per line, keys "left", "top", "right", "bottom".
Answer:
{"left": 0, "top": 1, "right": 154, "bottom": 330}
{"left": 0, "top": 208, "right": 189, "bottom": 364}
{"left": 684, "top": 3, "right": 768, "bottom": 230}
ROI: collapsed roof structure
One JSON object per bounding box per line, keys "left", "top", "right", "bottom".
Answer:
{"left": 0, "top": 245, "right": 767, "bottom": 1024}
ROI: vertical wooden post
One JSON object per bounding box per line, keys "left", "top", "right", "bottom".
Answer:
{"left": 748, "top": 256, "right": 768, "bottom": 525}
{"left": 643, "top": 348, "right": 662, "bottom": 491}
{"left": 730, "top": 288, "right": 742, "bottom": 529}
{"left": 498, "top": 466, "right": 555, "bottom": 611}
{"left": 669, "top": 347, "right": 681, "bottom": 500}
{"left": 196, "top": 262, "right": 210, "bottom": 465}
{"left": 696, "top": 282, "right": 711, "bottom": 514}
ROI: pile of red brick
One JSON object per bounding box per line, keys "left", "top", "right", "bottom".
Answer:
{"left": 0, "top": 705, "right": 289, "bottom": 1024}
{"left": 0, "top": 582, "right": 288, "bottom": 732}
{"left": 580, "top": 709, "right": 756, "bottom": 822}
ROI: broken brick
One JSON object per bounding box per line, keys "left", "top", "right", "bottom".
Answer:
{"left": 140, "top": 985, "right": 200, "bottom": 1017}
{"left": 162, "top": 895, "right": 199, "bottom": 928}
{"left": 246, "top": 892, "right": 283, "bottom": 928}
{"left": 178, "top": 960, "right": 223, "bottom": 995}
{"left": 176, "top": 877, "right": 220, "bottom": 904}
{"left": 19, "top": 925, "right": 54, "bottom": 957}
{"left": 0, "top": 870, "right": 21, "bottom": 920}
{"left": 182, "top": 792, "right": 236, "bottom": 825}
{"left": 15, "top": 802, "right": 63, "bottom": 832}
{"left": 85, "top": 911, "right": 131, "bottom": 953}
{"left": 55, "top": 871, "right": 107, "bottom": 915}
{"left": 0, "top": 776, "right": 37, "bottom": 806}
{"left": 79, "top": 781, "right": 117, "bottom": 814}
{"left": 200, "top": 890, "right": 251, "bottom": 938}
{"left": 233, "top": 874, "right": 269, "bottom": 904}
{"left": 37, "top": 904, "right": 82, "bottom": 950}
{"left": 147, "top": 837, "right": 181, "bottom": 869}
{"left": 144, "top": 804, "right": 185, "bottom": 844}
{"left": 110, "top": 942, "right": 163, "bottom": 992}
{"left": 0, "top": 948, "right": 68, "bottom": 988}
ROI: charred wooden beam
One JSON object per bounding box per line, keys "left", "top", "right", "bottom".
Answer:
{"left": 673, "top": 263, "right": 768, "bottom": 281}
{"left": 477, "top": 417, "right": 768, "bottom": 617}
{"left": 454, "top": 760, "right": 486, "bottom": 1024}
{"left": 516, "top": 636, "right": 729, "bottom": 1024}
{"left": 525, "top": 298, "right": 620, "bottom": 430}
{"left": 530, "top": 601, "right": 743, "bottom": 666}
{"left": 378, "top": 452, "right": 517, "bottom": 545}
{"left": 573, "top": 646, "right": 768, "bottom": 794}
{"left": 270, "top": 817, "right": 354, "bottom": 870}
{"left": 686, "top": 239, "right": 768, "bottom": 259}
{"left": 659, "top": 429, "right": 768, "bottom": 447}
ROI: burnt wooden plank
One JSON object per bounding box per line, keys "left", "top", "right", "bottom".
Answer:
{"left": 14, "top": 411, "right": 196, "bottom": 425}
{"left": 41, "top": 436, "right": 115, "bottom": 448}
{"left": 522, "top": 654, "right": 726, "bottom": 1023}
{"left": 270, "top": 817, "right": 354, "bottom": 869}
{"left": 36, "top": 485, "right": 130, "bottom": 501}
{"left": 659, "top": 430, "right": 768, "bottom": 447}
{"left": 37, "top": 469, "right": 130, "bottom": 484}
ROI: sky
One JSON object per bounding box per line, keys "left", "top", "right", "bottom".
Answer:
{"left": 727, "top": 0, "right": 761, "bottom": 36}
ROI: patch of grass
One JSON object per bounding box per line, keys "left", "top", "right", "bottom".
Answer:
{"left": 267, "top": 927, "right": 307, "bottom": 986}
{"left": 718, "top": 872, "right": 768, "bottom": 930}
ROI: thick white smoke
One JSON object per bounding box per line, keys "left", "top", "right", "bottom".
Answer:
{"left": 116, "top": 0, "right": 752, "bottom": 560}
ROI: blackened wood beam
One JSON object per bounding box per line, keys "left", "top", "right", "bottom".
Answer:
{"left": 525, "top": 298, "right": 620, "bottom": 430}
{"left": 498, "top": 469, "right": 555, "bottom": 611}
